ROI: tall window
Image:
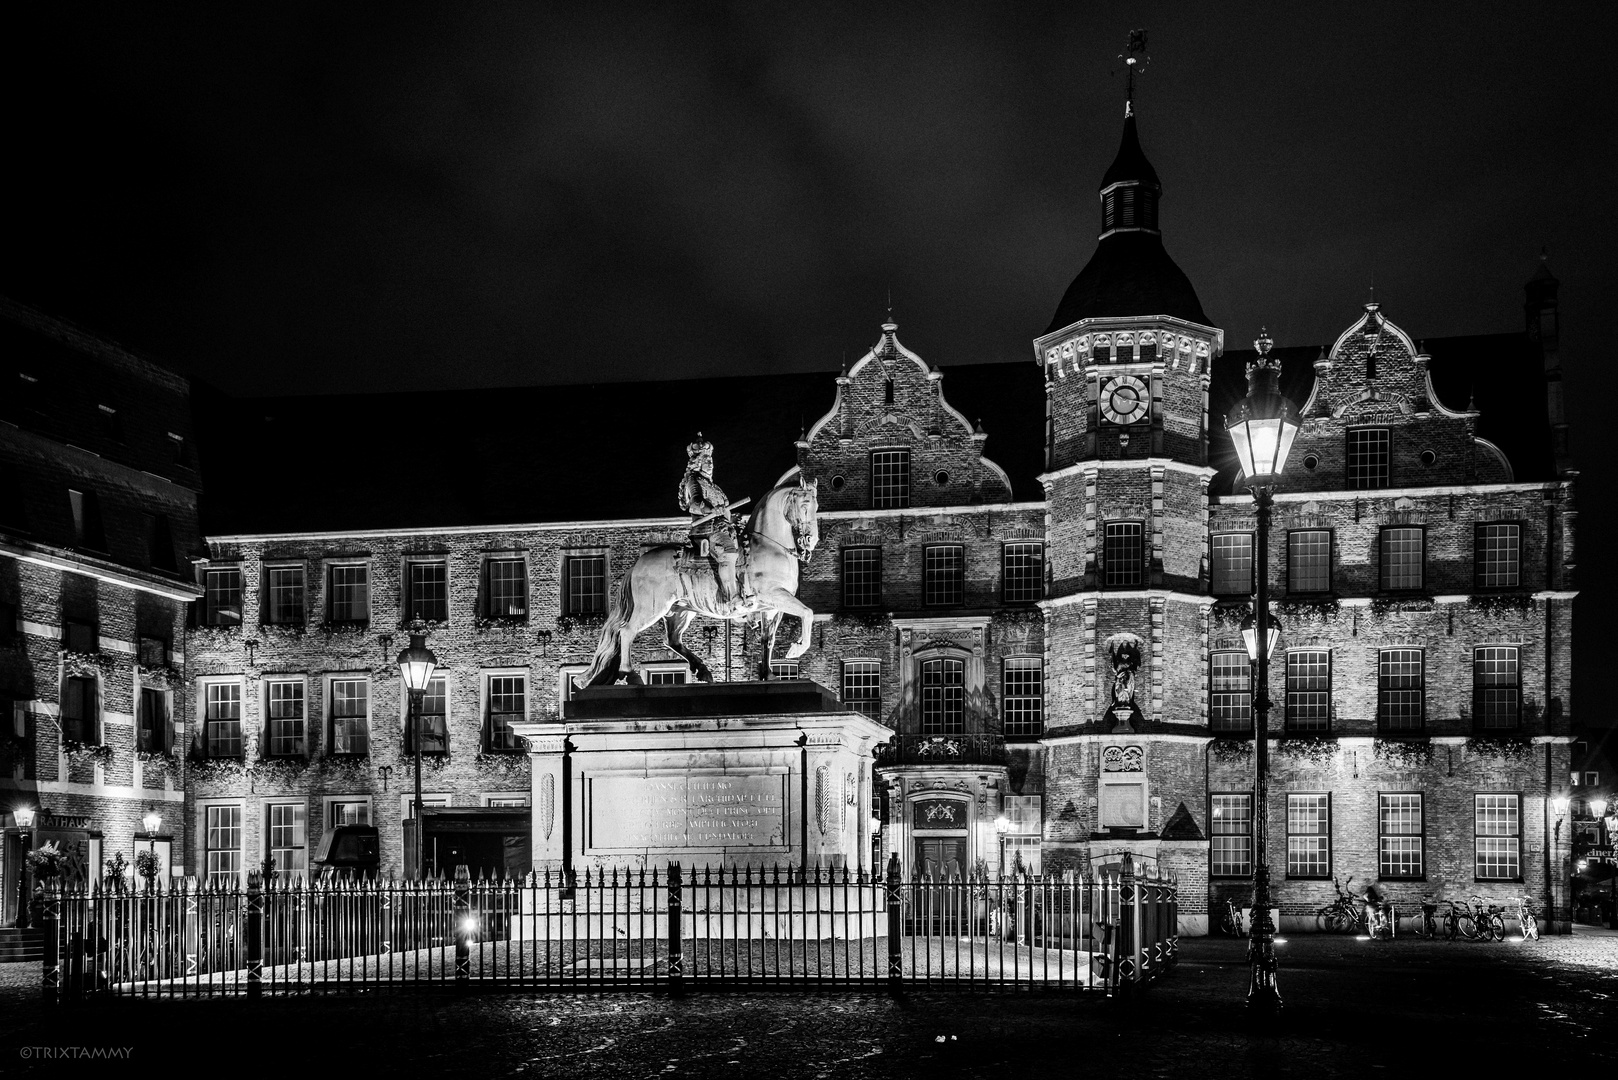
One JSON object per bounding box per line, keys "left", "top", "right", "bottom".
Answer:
{"left": 923, "top": 545, "right": 964, "bottom": 607}
{"left": 842, "top": 661, "right": 881, "bottom": 719}
{"left": 266, "top": 680, "right": 305, "bottom": 757}
{"left": 1377, "top": 649, "right": 1424, "bottom": 731}
{"left": 63, "top": 619, "right": 96, "bottom": 653}
{"left": 1379, "top": 527, "right": 1424, "bottom": 591}
{"left": 487, "top": 674, "right": 525, "bottom": 751}
{"left": 1210, "top": 533, "right": 1254, "bottom": 596}
{"left": 1286, "top": 794, "right": 1331, "bottom": 879}
{"left": 1378, "top": 793, "right": 1424, "bottom": 879}
{"left": 920, "top": 658, "right": 965, "bottom": 735}
{"left": 137, "top": 687, "right": 168, "bottom": 754}
{"left": 870, "top": 449, "right": 910, "bottom": 509}
{"left": 1475, "top": 524, "right": 1521, "bottom": 589}
{"left": 841, "top": 547, "right": 882, "bottom": 608}
{"left": 1001, "top": 543, "right": 1043, "bottom": 604}
{"left": 329, "top": 678, "right": 369, "bottom": 755}
{"left": 1287, "top": 530, "right": 1332, "bottom": 593}
{"left": 264, "top": 566, "right": 305, "bottom": 626}
{"left": 1002, "top": 658, "right": 1043, "bottom": 738}
{"left": 564, "top": 555, "right": 606, "bottom": 615}
{"left": 204, "top": 805, "right": 242, "bottom": 888}
{"left": 1002, "top": 794, "right": 1043, "bottom": 875}
{"left": 1210, "top": 794, "right": 1252, "bottom": 877}
{"left": 407, "top": 562, "right": 448, "bottom": 623}
{"left": 204, "top": 682, "right": 242, "bottom": 758}
{"left": 266, "top": 803, "right": 307, "bottom": 880}
{"left": 1285, "top": 650, "right": 1331, "bottom": 732}
{"left": 61, "top": 676, "right": 97, "bottom": 743}
{"left": 1102, "top": 521, "right": 1144, "bottom": 587}
{"left": 1209, "top": 651, "right": 1251, "bottom": 733}
{"left": 1474, "top": 794, "right": 1521, "bottom": 881}
{"left": 203, "top": 568, "right": 243, "bottom": 626}
{"left": 1473, "top": 647, "right": 1520, "bottom": 731}
{"left": 1346, "top": 428, "right": 1390, "bottom": 489}
{"left": 68, "top": 488, "right": 107, "bottom": 550}
{"left": 328, "top": 565, "right": 370, "bottom": 624}
{"left": 485, "top": 558, "right": 528, "bottom": 619}
{"left": 407, "top": 676, "right": 448, "bottom": 754}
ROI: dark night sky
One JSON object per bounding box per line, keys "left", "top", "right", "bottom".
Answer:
{"left": 5, "top": 3, "right": 1617, "bottom": 716}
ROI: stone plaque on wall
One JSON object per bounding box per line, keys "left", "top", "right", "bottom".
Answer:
{"left": 1099, "top": 781, "right": 1146, "bottom": 829}
{"left": 911, "top": 798, "right": 969, "bottom": 830}
{"left": 588, "top": 773, "right": 788, "bottom": 850}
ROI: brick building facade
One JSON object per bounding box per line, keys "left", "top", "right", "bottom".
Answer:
{"left": 0, "top": 299, "right": 202, "bottom": 914}
{"left": 5, "top": 95, "right": 1579, "bottom": 934}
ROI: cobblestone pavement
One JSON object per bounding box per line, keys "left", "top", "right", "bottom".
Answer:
{"left": 2, "top": 931, "right": 1616, "bottom": 1076}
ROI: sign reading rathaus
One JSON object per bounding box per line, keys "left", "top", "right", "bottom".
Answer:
{"left": 0, "top": 75, "right": 1576, "bottom": 935}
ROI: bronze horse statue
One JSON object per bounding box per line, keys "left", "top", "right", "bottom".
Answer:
{"left": 576, "top": 479, "right": 820, "bottom": 686}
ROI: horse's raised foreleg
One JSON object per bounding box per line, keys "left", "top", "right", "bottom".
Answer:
{"left": 757, "top": 587, "right": 816, "bottom": 659}
{"left": 664, "top": 609, "right": 712, "bottom": 683}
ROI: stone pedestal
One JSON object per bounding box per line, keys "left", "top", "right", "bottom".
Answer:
{"left": 510, "top": 682, "right": 891, "bottom": 874}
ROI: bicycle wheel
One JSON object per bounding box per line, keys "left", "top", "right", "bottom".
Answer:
{"left": 1522, "top": 912, "right": 1540, "bottom": 941}
{"left": 1455, "top": 914, "right": 1479, "bottom": 941}
{"left": 1332, "top": 906, "right": 1358, "bottom": 934}
{"left": 1487, "top": 914, "right": 1505, "bottom": 941}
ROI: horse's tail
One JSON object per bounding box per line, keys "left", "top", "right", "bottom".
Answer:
{"left": 578, "top": 575, "right": 636, "bottom": 688}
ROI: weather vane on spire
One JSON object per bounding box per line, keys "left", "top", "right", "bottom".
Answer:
{"left": 1120, "top": 29, "right": 1149, "bottom": 117}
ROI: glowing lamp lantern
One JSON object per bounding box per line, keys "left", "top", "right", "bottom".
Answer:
{"left": 1225, "top": 331, "right": 1300, "bottom": 486}
{"left": 397, "top": 630, "right": 438, "bottom": 695}
{"left": 142, "top": 811, "right": 162, "bottom": 835}
{"left": 13, "top": 806, "right": 35, "bottom": 829}
{"left": 1592, "top": 798, "right": 1609, "bottom": 820}
{"left": 1552, "top": 796, "right": 1571, "bottom": 818}
{"left": 1240, "top": 612, "right": 1285, "bottom": 663}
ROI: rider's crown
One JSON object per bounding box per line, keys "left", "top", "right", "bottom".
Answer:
{"left": 686, "top": 433, "right": 714, "bottom": 461}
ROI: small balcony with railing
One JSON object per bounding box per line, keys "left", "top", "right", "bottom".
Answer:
{"left": 875, "top": 732, "right": 1007, "bottom": 767}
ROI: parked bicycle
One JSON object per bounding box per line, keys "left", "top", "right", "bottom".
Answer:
{"left": 1218, "top": 897, "right": 1248, "bottom": 938}
{"left": 1315, "top": 875, "right": 1361, "bottom": 933}
{"left": 1449, "top": 895, "right": 1507, "bottom": 942}
{"left": 1509, "top": 896, "right": 1541, "bottom": 941}
{"left": 1401, "top": 898, "right": 1450, "bottom": 939}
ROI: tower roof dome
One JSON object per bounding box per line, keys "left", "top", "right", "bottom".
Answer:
{"left": 1044, "top": 111, "right": 1209, "bottom": 334}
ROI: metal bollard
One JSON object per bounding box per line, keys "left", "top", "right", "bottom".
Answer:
{"left": 454, "top": 865, "right": 471, "bottom": 985}
{"left": 667, "top": 862, "right": 684, "bottom": 993}
{"left": 246, "top": 871, "right": 263, "bottom": 999}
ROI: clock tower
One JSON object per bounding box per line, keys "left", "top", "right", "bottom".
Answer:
{"left": 1032, "top": 69, "right": 1222, "bottom": 882}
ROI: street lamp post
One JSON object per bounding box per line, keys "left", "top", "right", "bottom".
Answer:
{"left": 994, "top": 815, "right": 1010, "bottom": 878}
{"left": 1225, "top": 329, "right": 1299, "bottom": 1017}
{"left": 13, "top": 805, "right": 35, "bottom": 928}
{"left": 141, "top": 810, "right": 162, "bottom": 892}
{"left": 397, "top": 622, "right": 438, "bottom": 880}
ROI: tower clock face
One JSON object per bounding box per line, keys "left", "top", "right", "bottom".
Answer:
{"left": 1101, "top": 375, "right": 1149, "bottom": 425}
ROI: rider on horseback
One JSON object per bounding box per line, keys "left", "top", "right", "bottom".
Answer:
{"left": 678, "top": 435, "right": 752, "bottom": 611}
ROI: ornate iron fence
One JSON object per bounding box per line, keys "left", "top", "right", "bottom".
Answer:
{"left": 35, "top": 854, "right": 1176, "bottom": 999}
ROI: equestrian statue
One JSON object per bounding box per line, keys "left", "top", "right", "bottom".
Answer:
{"left": 576, "top": 435, "right": 820, "bottom": 687}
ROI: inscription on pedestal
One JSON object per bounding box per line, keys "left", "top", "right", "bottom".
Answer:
{"left": 588, "top": 773, "right": 788, "bottom": 850}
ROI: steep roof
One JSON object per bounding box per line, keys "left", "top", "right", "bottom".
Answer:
{"left": 194, "top": 361, "right": 1048, "bottom": 536}
{"left": 1044, "top": 232, "right": 1210, "bottom": 333}
{"left": 1099, "top": 113, "right": 1160, "bottom": 192}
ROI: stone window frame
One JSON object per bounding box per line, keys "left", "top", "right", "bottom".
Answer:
{"left": 325, "top": 672, "right": 372, "bottom": 757}
{"left": 60, "top": 669, "right": 102, "bottom": 746}
{"left": 1377, "top": 792, "right": 1425, "bottom": 880}
{"left": 200, "top": 564, "right": 243, "bottom": 627}
{"left": 1209, "top": 792, "right": 1252, "bottom": 878}
{"left": 560, "top": 549, "right": 609, "bottom": 617}
{"left": 1209, "top": 532, "right": 1255, "bottom": 597}
{"left": 1472, "top": 645, "right": 1521, "bottom": 733}
{"left": 260, "top": 561, "right": 306, "bottom": 627}
{"left": 262, "top": 797, "right": 309, "bottom": 881}
{"left": 1208, "top": 650, "right": 1251, "bottom": 734}
{"left": 324, "top": 559, "right": 372, "bottom": 626}
{"left": 481, "top": 667, "right": 529, "bottom": 753}
{"left": 400, "top": 671, "right": 451, "bottom": 754}
{"left": 841, "top": 546, "right": 883, "bottom": 609}
{"left": 1285, "top": 793, "right": 1332, "bottom": 880}
{"left": 402, "top": 555, "right": 451, "bottom": 625}
{"left": 1000, "top": 542, "right": 1044, "bottom": 605}
{"left": 1284, "top": 649, "right": 1332, "bottom": 733}
{"left": 136, "top": 683, "right": 172, "bottom": 755}
{"left": 1378, "top": 526, "right": 1426, "bottom": 593}
{"left": 640, "top": 662, "right": 689, "bottom": 686}
{"left": 557, "top": 665, "right": 588, "bottom": 716}
{"left": 869, "top": 447, "right": 911, "bottom": 510}
{"left": 481, "top": 551, "right": 530, "bottom": 621}
{"left": 918, "top": 654, "right": 966, "bottom": 735}
{"left": 922, "top": 544, "right": 965, "bottom": 607}
{"left": 1473, "top": 522, "right": 1523, "bottom": 591}
{"left": 841, "top": 658, "right": 881, "bottom": 719}
{"left": 1286, "top": 529, "right": 1333, "bottom": 594}
{"left": 324, "top": 795, "right": 373, "bottom": 829}
{"left": 1376, "top": 648, "right": 1425, "bottom": 732}
{"left": 1100, "top": 520, "right": 1145, "bottom": 588}
{"left": 399, "top": 792, "right": 451, "bottom": 822}
{"left": 198, "top": 798, "right": 247, "bottom": 889}
{"left": 1473, "top": 793, "right": 1522, "bottom": 883}
{"left": 196, "top": 675, "right": 245, "bottom": 760}
{"left": 261, "top": 674, "right": 308, "bottom": 758}
{"left": 484, "top": 794, "right": 530, "bottom": 808}
{"left": 1001, "top": 656, "right": 1043, "bottom": 739}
